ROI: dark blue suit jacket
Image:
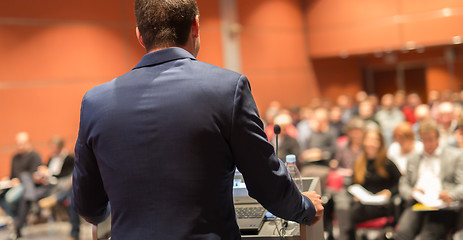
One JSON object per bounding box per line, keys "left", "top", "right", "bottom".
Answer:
{"left": 72, "top": 47, "right": 315, "bottom": 239}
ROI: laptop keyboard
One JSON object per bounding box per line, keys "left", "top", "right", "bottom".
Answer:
{"left": 235, "top": 206, "right": 266, "bottom": 219}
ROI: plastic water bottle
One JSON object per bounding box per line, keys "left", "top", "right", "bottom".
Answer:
{"left": 285, "top": 154, "right": 303, "bottom": 192}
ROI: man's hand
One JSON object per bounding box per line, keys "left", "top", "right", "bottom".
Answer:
{"left": 413, "top": 188, "right": 425, "bottom": 194}
{"left": 302, "top": 191, "right": 324, "bottom": 225}
{"left": 37, "top": 165, "right": 50, "bottom": 177}
{"left": 376, "top": 189, "right": 391, "bottom": 198}
{"left": 11, "top": 178, "right": 20, "bottom": 187}
{"left": 439, "top": 190, "right": 453, "bottom": 203}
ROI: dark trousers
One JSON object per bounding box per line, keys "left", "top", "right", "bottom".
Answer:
{"left": 59, "top": 189, "right": 80, "bottom": 239}
{"left": 14, "top": 172, "right": 52, "bottom": 234}
{"left": 396, "top": 207, "right": 458, "bottom": 240}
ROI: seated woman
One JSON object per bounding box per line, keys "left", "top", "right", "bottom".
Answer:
{"left": 336, "top": 129, "right": 402, "bottom": 240}
{"left": 387, "top": 122, "right": 423, "bottom": 174}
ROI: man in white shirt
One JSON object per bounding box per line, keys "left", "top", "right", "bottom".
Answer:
{"left": 396, "top": 120, "right": 463, "bottom": 240}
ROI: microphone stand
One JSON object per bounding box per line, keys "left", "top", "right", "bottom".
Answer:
{"left": 273, "top": 124, "right": 281, "bottom": 157}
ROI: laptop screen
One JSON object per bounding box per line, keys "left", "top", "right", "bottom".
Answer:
{"left": 233, "top": 170, "right": 249, "bottom": 197}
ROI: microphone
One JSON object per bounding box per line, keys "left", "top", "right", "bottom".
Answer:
{"left": 273, "top": 124, "right": 281, "bottom": 157}
{"left": 273, "top": 124, "right": 281, "bottom": 135}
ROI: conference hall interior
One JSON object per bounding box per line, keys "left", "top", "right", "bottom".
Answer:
{"left": 1, "top": 0, "right": 463, "bottom": 239}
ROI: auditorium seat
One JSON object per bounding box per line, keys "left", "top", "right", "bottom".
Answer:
{"left": 356, "top": 216, "right": 394, "bottom": 240}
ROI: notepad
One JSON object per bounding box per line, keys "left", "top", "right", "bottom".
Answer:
{"left": 411, "top": 190, "right": 460, "bottom": 211}
{"left": 347, "top": 184, "right": 390, "bottom": 205}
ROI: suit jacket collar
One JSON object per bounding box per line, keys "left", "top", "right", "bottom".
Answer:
{"left": 132, "top": 47, "right": 196, "bottom": 70}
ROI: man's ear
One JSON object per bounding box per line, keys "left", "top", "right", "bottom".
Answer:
{"left": 136, "top": 27, "right": 146, "bottom": 49}
{"left": 191, "top": 15, "right": 200, "bottom": 39}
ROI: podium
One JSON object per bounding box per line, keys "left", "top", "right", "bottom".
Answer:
{"left": 242, "top": 177, "right": 324, "bottom": 240}
{"left": 93, "top": 177, "right": 324, "bottom": 240}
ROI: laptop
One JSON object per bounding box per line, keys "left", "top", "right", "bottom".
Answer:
{"left": 233, "top": 171, "right": 267, "bottom": 235}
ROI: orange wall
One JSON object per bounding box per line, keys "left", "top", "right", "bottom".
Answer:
{"left": 307, "top": 0, "right": 463, "bottom": 57}
{"left": 312, "top": 58, "right": 363, "bottom": 101}
{"left": 239, "top": 0, "right": 319, "bottom": 111}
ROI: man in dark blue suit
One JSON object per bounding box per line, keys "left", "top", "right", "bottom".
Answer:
{"left": 72, "top": 0, "right": 323, "bottom": 239}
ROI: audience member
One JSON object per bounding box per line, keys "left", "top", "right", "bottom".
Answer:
{"left": 263, "top": 101, "right": 281, "bottom": 127}
{"left": 336, "top": 129, "right": 401, "bottom": 240}
{"left": 368, "top": 94, "right": 380, "bottom": 112}
{"left": 326, "top": 117, "right": 365, "bottom": 240}
{"left": 321, "top": 98, "right": 333, "bottom": 110}
{"left": 329, "top": 105, "right": 344, "bottom": 138}
{"left": 289, "top": 105, "right": 302, "bottom": 126}
{"left": 412, "top": 104, "right": 431, "bottom": 139}
{"left": 441, "top": 90, "right": 453, "bottom": 102}
{"left": 337, "top": 95, "right": 354, "bottom": 125}
{"left": 394, "top": 90, "right": 406, "bottom": 110}
{"left": 387, "top": 122, "right": 423, "bottom": 174}
{"left": 332, "top": 117, "right": 365, "bottom": 178}
{"left": 300, "top": 108, "right": 337, "bottom": 165}
{"left": 38, "top": 136, "right": 80, "bottom": 240}
{"left": 299, "top": 108, "right": 337, "bottom": 191}
{"left": 309, "top": 97, "right": 323, "bottom": 109}
{"left": 353, "top": 91, "right": 368, "bottom": 116}
{"left": 265, "top": 107, "right": 297, "bottom": 141}
{"left": 459, "top": 89, "right": 463, "bottom": 106}
{"left": 358, "top": 100, "right": 379, "bottom": 130}
{"left": 376, "top": 94, "right": 405, "bottom": 146}
{"left": 428, "top": 90, "right": 441, "bottom": 120}
{"left": 454, "top": 116, "right": 463, "bottom": 149}
{"left": 451, "top": 91, "right": 461, "bottom": 105}
{"left": 436, "top": 101, "right": 457, "bottom": 147}
{"left": 1, "top": 132, "right": 45, "bottom": 239}
{"left": 296, "top": 107, "right": 313, "bottom": 148}
{"left": 402, "top": 93, "right": 422, "bottom": 124}
{"left": 396, "top": 120, "right": 463, "bottom": 240}
{"left": 271, "top": 113, "right": 301, "bottom": 162}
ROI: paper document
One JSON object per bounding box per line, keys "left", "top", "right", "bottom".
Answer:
{"left": 0, "top": 180, "right": 12, "bottom": 190}
{"left": 347, "top": 184, "right": 389, "bottom": 205}
{"left": 411, "top": 190, "right": 459, "bottom": 210}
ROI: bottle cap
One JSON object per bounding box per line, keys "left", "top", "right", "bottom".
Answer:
{"left": 286, "top": 154, "right": 296, "bottom": 163}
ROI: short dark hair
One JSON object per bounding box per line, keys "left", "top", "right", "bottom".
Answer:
{"left": 135, "top": 0, "right": 199, "bottom": 52}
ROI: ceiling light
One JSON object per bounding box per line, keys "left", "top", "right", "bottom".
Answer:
{"left": 442, "top": 8, "right": 452, "bottom": 17}
{"left": 452, "top": 36, "right": 462, "bottom": 45}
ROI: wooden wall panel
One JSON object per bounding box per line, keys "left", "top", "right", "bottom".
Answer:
{"left": 402, "top": 15, "right": 463, "bottom": 46}
{"left": 239, "top": 0, "right": 319, "bottom": 111}
{"left": 306, "top": 0, "right": 463, "bottom": 57}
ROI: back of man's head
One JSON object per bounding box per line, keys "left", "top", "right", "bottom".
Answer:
{"left": 135, "top": 0, "right": 199, "bottom": 52}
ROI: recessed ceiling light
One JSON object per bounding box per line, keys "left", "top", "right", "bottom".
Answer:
{"left": 442, "top": 8, "right": 452, "bottom": 17}
{"left": 452, "top": 36, "right": 462, "bottom": 45}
